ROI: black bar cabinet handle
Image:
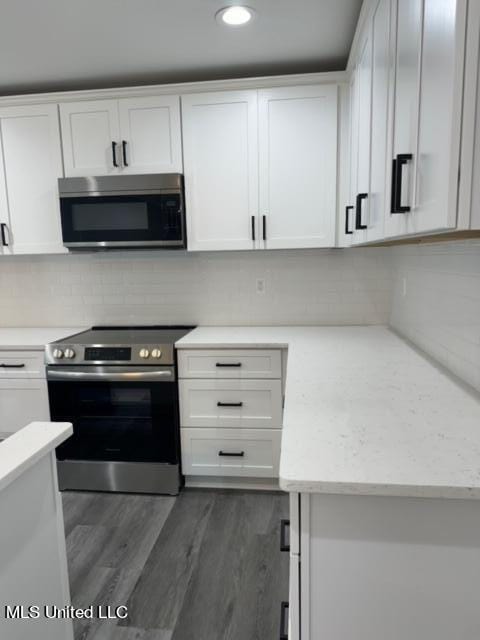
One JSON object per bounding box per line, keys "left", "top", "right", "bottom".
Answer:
{"left": 0, "top": 363, "right": 26, "bottom": 368}
{"left": 394, "top": 153, "right": 413, "bottom": 213}
{"left": 345, "top": 205, "right": 354, "bottom": 235}
{"left": 280, "top": 602, "right": 289, "bottom": 640}
{"left": 390, "top": 158, "right": 398, "bottom": 213}
{"left": 280, "top": 519, "right": 290, "bottom": 552}
{"left": 355, "top": 193, "right": 368, "bottom": 230}
{"left": 251, "top": 215, "right": 256, "bottom": 241}
{"left": 1, "top": 223, "right": 9, "bottom": 247}
{"left": 217, "top": 401, "right": 243, "bottom": 407}
{"left": 122, "top": 140, "right": 128, "bottom": 167}
{"left": 216, "top": 362, "right": 242, "bottom": 368}
{"left": 262, "top": 215, "right": 266, "bottom": 241}
{"left": 111, "top": 141, "right": 119, "bottom": 168}
{"left": 218, "top": 451, "right": 245, "bottom": 457}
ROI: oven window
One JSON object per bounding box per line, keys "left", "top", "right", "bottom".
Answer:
{"left": 50, "top": 380, "right": 179, "bottom": 464}
{"left": 71, "top": 202, "right": 149, "bottom": 232}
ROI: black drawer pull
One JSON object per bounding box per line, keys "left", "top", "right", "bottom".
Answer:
{"left": 390, "top": 157, "right": 398, "bottom": 213}
{"left": 251, "top": 215, "right": 256, "bottom": 241}
{"left": 355, "top": 193, "right": 368, "bottom": 230}
{"left": 394, "top": 153, "right": 413, "bottom": 213}
{"left": 1, "top": 223, "right": 9, "bottom": 247}
{"left": 280, "top": 601, "right": 289, "bottom": 640}
{"left": 262, "top": 215, "right": 267, "bottom": 241}
{"left": 345, "top": 205, "right": 354, "bottom": 235}
{"left": 0, "top": 363, "right": 26, "bottom": 368}
{"left": 216, "top": 362, "right": 242, "bottom": 368}
{"left": 219, "top": 451, "right": 245, "bottom": 457}
{"left": 217, "top": 401, "right": 243, "bottom": 407}
{"left": 111, "top": 141, "right": 119, "bottom": 167}
{"left": 122, "top": 140, "right": 128, "bottom": 167}
{"left": 280, "top": 519, "right": 290, "bottom": 552}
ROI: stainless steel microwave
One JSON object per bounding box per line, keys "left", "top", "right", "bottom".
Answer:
{"left": 58, "top": 173, "right": 186, "bottom": 250}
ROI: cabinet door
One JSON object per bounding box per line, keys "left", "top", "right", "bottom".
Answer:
{"left": 0, "top": 104, "right": 66, "bottom": 255}
{"left": 0, "top": 132, "right": 9, "bottom": 256}
{"left": 366, "top": 0, "right": 392, "bottom": 242}
{"left": 0, "top": 380, "right": 49, "bottom": 437}
{"left": 384, "top": 0, "right": 423, "bottom": 238}
{"left": 258, "top": 85, "right": 337, "bottom": 249}
{"left": 413, "top": 0, "right": 466, "bottom": 233}
{"left": 352, "top": 31, "right": 373, "bottom": 245}
{"left": 118, "top": 95, "right": 183, "bottom": 174}
{"left": 60, "top": 100, "right": 120, "bottom": 177}
{"left": 181, "top": 90, "right": 259, "bottom": 251}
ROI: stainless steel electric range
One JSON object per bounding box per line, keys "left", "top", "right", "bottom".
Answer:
{"left": 45, "top": 325, "right": 194, "bottom": 495}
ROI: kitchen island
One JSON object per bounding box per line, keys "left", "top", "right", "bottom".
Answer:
{"left": 0, "top": 421, "right": 73, "bottom": 640}
{"left": 177, "top": 326, "right": 480, "bottom": 640}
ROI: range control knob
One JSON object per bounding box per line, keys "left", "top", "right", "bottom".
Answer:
{"left": 53, "top": 348, "right": 64, "bottom": 359}
{"left": 139, "top": 348, "right": 150, "bottom": 359}
{"left": 151, "top": 349, "right": 162, "bottom": 359}
{"left": 64, "top": 348, "right": 76, "bottom": 359}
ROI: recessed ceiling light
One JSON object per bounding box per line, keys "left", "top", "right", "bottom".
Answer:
{"left": 216, "top": 6, "right": 255, "bottom": 27}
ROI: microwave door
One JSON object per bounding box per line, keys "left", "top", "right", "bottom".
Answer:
{"left": 60, "top": 193, "right": 185, "bottom": 249}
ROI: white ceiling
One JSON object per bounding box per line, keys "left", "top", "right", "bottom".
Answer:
{"left": 0, "top": 0, "right": 362, "bottom": 96}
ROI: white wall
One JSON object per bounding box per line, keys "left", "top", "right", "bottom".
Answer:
{"left": 0, "top": 249, "right": 391, "bottom": 327}
{"left": 390, "top": 240, "right": 480, "bottom": 393}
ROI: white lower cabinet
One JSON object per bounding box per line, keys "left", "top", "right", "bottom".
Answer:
{"left": 181, "top": 428, "right": 281, "bottom": 477}
{"left": 0, "top": 381, "right": 49, "bottom": 437}
{"left": 0, "top": 349, "right": 50, "bottom": 437}
{"left": 290, "top": 492, "right": 480, "bottom": 640}
{"left": 178, "top": 348, "right": 283, "bottom": 485}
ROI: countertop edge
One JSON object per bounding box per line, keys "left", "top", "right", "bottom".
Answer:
{"left": 278, "top": 477, "right": 480, "bottom": 500}
{"left": 0, "top": 422, "right": 73, "bottom": 493}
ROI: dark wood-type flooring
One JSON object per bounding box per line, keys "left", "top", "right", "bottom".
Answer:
{"left": 62, "top": 488, "right": 289, "bottom": 640}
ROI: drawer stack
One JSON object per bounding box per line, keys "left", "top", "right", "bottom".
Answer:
{"left": 178, "top": 349, "right": 283, "bottom": 480}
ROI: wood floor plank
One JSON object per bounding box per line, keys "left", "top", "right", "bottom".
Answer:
{"left": 63, "top": 489, "right": 289, "bottom": 640}
{"left": 169, "top": 491, "right": 289, "bottom": 640}
{"left": 120, "top": 490, "right": 215, "bottom": 631}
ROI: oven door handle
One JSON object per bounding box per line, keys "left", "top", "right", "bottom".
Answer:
{"left": 46, "top": 367, "right": 175, "bottom": 382}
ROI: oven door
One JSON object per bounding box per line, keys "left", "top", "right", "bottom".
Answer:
{"left": 47, "top": 367, "right": 179, "bottom": 464}
{"left": 59, "top": 192, "right": 185, "bottom": 249}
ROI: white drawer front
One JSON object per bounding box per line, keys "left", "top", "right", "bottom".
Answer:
{"left": 181, "top": 428, "right": 281, "bottom": 477}
{"left": 0, "top": 350, "right": 45, "bottom": 379}
{"left": 0, "top": 380, "right": 50, "bottom": 435}
{"left": 179, "top": 379, "right": 283, "bottom": 429}
{"left": 178, "top": 349, "right": 282, "bottom": 379}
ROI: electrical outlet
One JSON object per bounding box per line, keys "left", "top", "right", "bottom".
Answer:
{"left": 256, "top": 278, "right": 266, "bottom": 295}
{"left": 402, "top": 276, "right": 407, "bottom": 297}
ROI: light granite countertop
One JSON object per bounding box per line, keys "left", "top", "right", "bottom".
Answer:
{"left": 176, "top": 326, "right": 480, "bottom": 499}
{"left": 0, "top": 327, "right": 85, "bottom": 350}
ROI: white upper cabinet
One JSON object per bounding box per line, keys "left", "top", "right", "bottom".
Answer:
{"left": 0, "top": 104, "right": 65, "bottom": 255}
{"left": 258, "top": 85, "right": 337, "bottom": 249}
{"left": 60, "top": 99, "right": 121, "bottom": 177}
{"left": 117, "top": 96, "right": 183, "bottom": 174}
{"left": 351, "top": 30, "right": 373, "bottom": 245}
{"left": 366, "top": 0, "right": 391, "bottom": 243}
{"left": 181, "top": 90, "right": 259, "bottom": 252}
{"left": 414, "top": 0, "right": 466, "bottom": 233}
{"left": 384, "top": 0, "right": 466, "bottom": 237}
{"left": 60, "top": 95, "right": 182, "bottom": 177}
{"left": 182, "top": 84, "right": 338, "bottom": 252}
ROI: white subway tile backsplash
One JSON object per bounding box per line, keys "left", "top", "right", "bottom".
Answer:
{"left": 390, "top": 240, "right": 480, "bottom": 393}
{"left": 0, "top": 248, "right": 392, "bottom": 328}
